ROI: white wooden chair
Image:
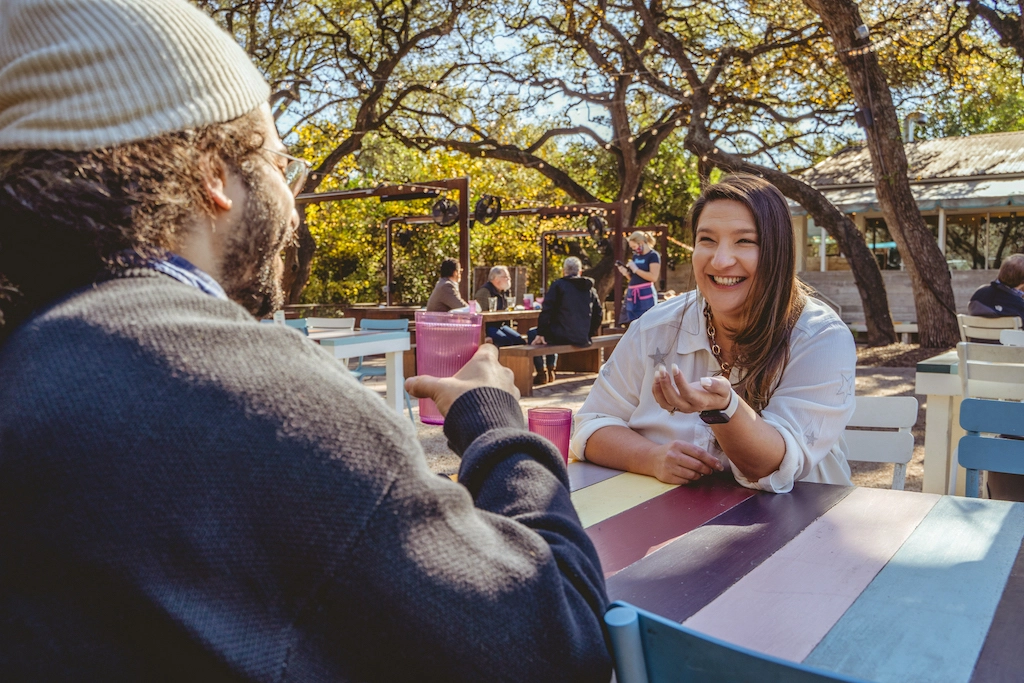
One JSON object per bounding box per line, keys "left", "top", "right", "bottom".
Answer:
{"left": 957, "top": 314, "right": 1021, "bottom": 342}
{"left": 845, "top": 396, "right": 918, "bottom": 490}
{"left": 950, "top": 342, "right": 1024, "bottom": 495}
{"left": 999, "top": 328, "right": 1024, "bottom": 347}
{"left": 304, "top": 317, "right": 356, "bottom": 332}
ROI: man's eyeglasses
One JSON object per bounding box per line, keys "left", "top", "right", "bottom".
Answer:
{"left": 263, "top": 148, "right": 311, "bottom": 196}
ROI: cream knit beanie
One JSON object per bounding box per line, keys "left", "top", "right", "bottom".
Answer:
{"left": 0, "top": 0, "right": 271, "bottom": 151}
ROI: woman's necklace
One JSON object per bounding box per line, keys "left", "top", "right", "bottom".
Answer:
{"left": 703, "top": 303, "right": 730, "bottom": 375}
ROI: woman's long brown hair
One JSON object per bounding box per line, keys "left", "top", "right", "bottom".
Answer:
{"left": 688, "top": 174, "right": 807, "bottom": 412}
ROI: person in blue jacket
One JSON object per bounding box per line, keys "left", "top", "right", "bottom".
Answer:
{"left": 968, "top": 254, "right": 1024, "bottom": 322}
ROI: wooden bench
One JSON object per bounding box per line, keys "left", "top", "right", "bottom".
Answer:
{"left": 848, "top": 321, "right": 918, "bottom": 344}
{"left": 498, "top": 334, "right": 622, "bottom": 397}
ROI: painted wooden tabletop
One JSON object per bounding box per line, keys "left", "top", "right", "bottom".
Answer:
{"left": 568, "top": 460, "right": 1024, "bottom": 683}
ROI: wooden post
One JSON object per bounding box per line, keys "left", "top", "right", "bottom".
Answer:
{"left": 612, "top": 203, "right": 624, "bottom": 325}
{"left": 457, "top": 177, "right": 471, "bottom": 301}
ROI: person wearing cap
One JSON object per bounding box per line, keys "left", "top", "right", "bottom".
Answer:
{"left": 0, "top": 1, "right": 610, "bottom": 680}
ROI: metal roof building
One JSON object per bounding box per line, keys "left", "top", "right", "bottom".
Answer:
{"left": 792, "top": 130, "right": 1024, "bottom": 274}
{"left": 796, "top": 130, "right": 1024, "bottom": 215}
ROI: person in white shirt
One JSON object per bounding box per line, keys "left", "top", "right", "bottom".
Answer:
{"left": 572, "top": 174, "right": 856, "bottom": 493}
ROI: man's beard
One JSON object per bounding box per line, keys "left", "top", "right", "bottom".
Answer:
{"left": 218, "top": 170, "right": 293, "bottom": 318}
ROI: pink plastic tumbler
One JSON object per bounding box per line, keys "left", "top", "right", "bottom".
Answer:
{"left": 415, "top": 311, "right": 483, "bottom": 425}
{"left": 527, "top": 407, "right": 573, "bottom": 463}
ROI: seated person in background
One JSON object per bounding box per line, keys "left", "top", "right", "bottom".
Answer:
{"left": 968, "top": 254, "right": 1024, "bottom": 500}
{"left": 529, "top": 257, "right": 603, "bottom": 385}
{"left": 573, "top": 174, "right": 856, "bottom": 493}
{"left": 0, "top": 1, "right": 612, "bottom": 679}
{"left": 474, "top": 265, "right": 526, "bottom": 347}
{"left": 616, "top": 230, "right": 661, "bottom": 322}
{"left": 425, "top": 257, "right": 468, "bottom": 312}
{"left": 967, "top": 254, "right": 1024, "bottom": 320}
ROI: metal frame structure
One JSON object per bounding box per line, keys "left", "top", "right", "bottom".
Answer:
{"left": 297, "top": 181, "right": 626, "bottom": 317}
{"left": 296, "top": 177, "right": 471, "bottom": 301}
{"left": 499, "top": 203, "right": 626, "bottom": 320}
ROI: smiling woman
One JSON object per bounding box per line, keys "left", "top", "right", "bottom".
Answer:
{"left": 572, "top": 174, "right": 858, "bottom": 494}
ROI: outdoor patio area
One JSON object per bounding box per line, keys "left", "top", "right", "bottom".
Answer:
{"left": 357, "top": 343, "right": 936, "bottom": 490}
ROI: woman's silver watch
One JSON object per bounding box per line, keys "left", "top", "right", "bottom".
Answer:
{"left": 699, "top": 388, "right": 740, "bottom": 425}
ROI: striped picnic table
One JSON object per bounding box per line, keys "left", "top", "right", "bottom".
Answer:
{"left": 568, "top": 462, "right": 1024, "bottom": 683}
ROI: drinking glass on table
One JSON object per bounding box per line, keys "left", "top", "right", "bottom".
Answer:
{"left": 528, "top": 407, "right": 572, "bottom": 463}
{"left": 488, "top": 297, "right": 498, "bottom": 312}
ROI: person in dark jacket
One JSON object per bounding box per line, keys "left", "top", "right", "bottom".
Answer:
{"left": 530, "top": 257, "right": 604, "bottom": 384}
{"left": 967, "top": 254, "right": 1024, "bottom": 501}
{"left": 967, "top": 254, "right": 1024, "bottom": 321}
{"left": 0, "top": 2, "right": 612, "bottom": 681}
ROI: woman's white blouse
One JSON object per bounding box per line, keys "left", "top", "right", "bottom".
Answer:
{"left": 572, "top": 292, "right": 856, "bottom": 493}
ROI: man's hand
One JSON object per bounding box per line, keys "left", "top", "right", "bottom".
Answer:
{"left": 646, "top": 440, "right": 724, "bottom": 484}
{"left": 532, "top": 335, "right": 546, "bottom": 345}
{"left": 405, "top": 344, "right": 519, "bottom": 415}
{"left": 652, "top": 365, "right": 732, "bottom": 415}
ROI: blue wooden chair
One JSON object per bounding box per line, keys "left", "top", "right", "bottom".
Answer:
{"left": 958, "top": 399, "right": 1024, "bottom": 498}
{"left": 605, "top": 602, "right": 866, "bottom": 683}
{"left": 284, "top": 318, "right": 309, "bottom": 333}
{"left": 351, "top": 318, "right": 414, "bottom": 422}
{"left": 953, "top": 342, "right": 1024, "bottom": 496}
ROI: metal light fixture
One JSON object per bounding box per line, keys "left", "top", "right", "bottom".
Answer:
{"left": 431, "top": 197, "right": 459, "bottom": 227}
{"left": 474, "top": 195, "right": 502, "bottom": 225}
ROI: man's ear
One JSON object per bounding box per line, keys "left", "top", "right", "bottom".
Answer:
{"left": 200, "top": 155, "right": 233, "bottom": 212}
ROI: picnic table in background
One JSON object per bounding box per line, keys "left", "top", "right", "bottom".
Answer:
{"left": 569, "top": 461, "right": 1024, "bottom": 682}
{"left": 916, "top": 350, "right": 964, "bottom": 495}
{"left": 313, "top": 329, "right": 410, "bottom": 414}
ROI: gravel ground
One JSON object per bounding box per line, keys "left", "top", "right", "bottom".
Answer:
{"left": 360, "top": 343, "right": 951, "bottom": 492}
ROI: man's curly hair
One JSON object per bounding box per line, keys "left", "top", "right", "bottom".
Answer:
{"left": 0, "top": 109, "right": 265, "bottom": 337}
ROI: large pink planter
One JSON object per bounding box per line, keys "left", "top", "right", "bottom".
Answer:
{"left": 415, "top": 311, "right": 483, "bottom": 425}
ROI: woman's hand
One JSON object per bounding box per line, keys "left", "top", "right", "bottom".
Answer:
{"left": 405, "top": 344, "right": 519, "bottom": 415}
{"left": 653, "top": 365, "right": 732, "bottom": 415}
{"left": 616, "top": 264, "right": 630, "bottom": 277}
{"left": 646, "top": 439, "right": 724, "bottom": 484}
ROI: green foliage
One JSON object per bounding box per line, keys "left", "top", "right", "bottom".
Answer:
{"left": 193, "top": 0, "right": 1024, "bottom": 305}
{"left": 919, "top": 69, "right": 1024, "bottom": 138}
{"left": 298, "top": 132, "right": 590, "bottom": 304}
{"left": 295, "top": 126, "right": 708, "bottom": 306}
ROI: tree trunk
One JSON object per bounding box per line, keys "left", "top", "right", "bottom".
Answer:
{"left": 685, "top": 125, "right": 897, "bottom": 346}
{"left": 282, "top": 209, "right": 316, "bottom": 304}
{"left": 805, "top": 0, "right": 960, "bottom": 347}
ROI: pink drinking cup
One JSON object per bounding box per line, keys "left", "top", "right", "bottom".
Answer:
{"left": 527, "top": 407, "right": 573, "bottom": 463}
{"left": 415, "top": 311, "right": 483, "bottom": 425}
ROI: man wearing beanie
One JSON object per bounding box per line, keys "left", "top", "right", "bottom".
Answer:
{"left": 0, "top": 1, "right": 611, "bottom": 681}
